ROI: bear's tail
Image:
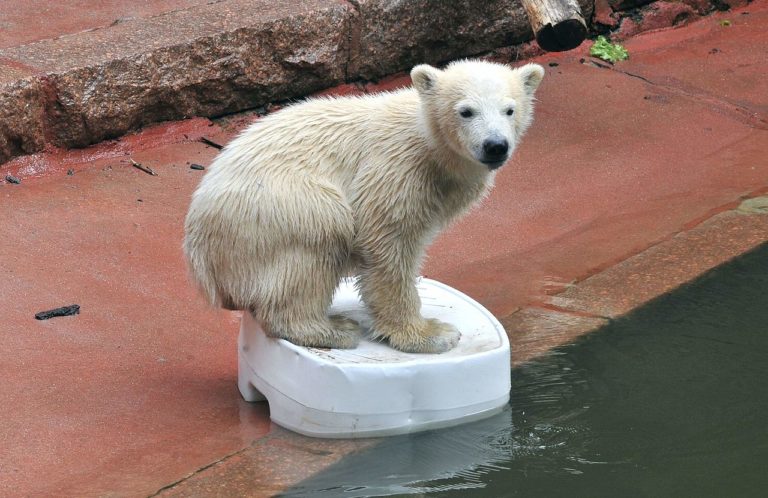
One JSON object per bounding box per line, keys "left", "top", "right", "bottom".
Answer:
{"left": 182, "top": 215, "right": 249, "bottom": 311}
{"left": 183, "top": 238, "right": 221, "bottom": 307}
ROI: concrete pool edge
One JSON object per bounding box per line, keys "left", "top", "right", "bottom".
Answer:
{"left": 504, "top": 194, "right": 768, "bottom": 367}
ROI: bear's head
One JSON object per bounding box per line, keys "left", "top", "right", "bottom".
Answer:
{"left": 411, "top": 60, "right": 545, "bottom": 171}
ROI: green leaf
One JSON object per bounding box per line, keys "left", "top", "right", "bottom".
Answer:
{"left": 589, "top": 36, "right": 629, "bottom": 63}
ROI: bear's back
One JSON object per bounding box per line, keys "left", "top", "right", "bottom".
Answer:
{"left": 204, "top": 90, "right": 426, "bottom": 189}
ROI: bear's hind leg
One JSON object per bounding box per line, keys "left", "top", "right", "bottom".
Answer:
{"left": 264, "top": 313, "right": 361, "bottom": 349}
{"left": 254, "top": 249, "right": 362, "bottom": 350}
{"left": 249, "top": 175, "right": 361, "bottom": 349}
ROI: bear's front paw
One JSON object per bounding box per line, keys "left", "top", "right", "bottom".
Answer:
{"left": 380, "top": 318, "right": 461, "bottom": 354}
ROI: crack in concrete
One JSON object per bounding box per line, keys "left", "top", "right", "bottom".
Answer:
{"left": 609, "top": 66, "right": 768, "bottom": 130}
{"left": 146, "top": 445, "right": 250, "bottom": 497}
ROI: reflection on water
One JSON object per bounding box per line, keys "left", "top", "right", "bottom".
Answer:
{"left": 281, "top": 242, "right": 768, "bottom": 498}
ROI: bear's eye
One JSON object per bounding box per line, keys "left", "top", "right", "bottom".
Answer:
{"left": 506, "top": 108, "right": 515, "bottom": 116}
{"left": 459, "top": 108, "right": 474, "bottom": 118}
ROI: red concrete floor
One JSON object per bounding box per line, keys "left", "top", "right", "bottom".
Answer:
{"left": 1, "top": 3, "right": 767, "bottom": 496}
{"left": 0, "top": 0, "right": 214, "bottom": 49}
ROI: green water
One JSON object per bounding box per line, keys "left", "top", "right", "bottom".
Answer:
{"left": 282, "top": 242, "right": 768, "bottom": 498}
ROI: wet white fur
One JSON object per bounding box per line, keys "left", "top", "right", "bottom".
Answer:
{"left": 183, "top": 60, "right": 544, "bottom": 353}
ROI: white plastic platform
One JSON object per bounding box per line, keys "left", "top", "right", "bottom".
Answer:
{"left": 237, "top": 278, "right": 511, "bottom": 438}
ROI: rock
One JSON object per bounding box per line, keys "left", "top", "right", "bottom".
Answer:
{"left": 350, "top": 0, "right": 534, "bottom": 79}
{"left": 0, "top": 79, "right": 46, "bottom": 165}
{"left": 0, "top": 0, "right": 354, "bottom": 151}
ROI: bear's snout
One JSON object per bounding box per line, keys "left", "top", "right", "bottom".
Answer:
{"left": 481, "top": 138, "right": 509, "bottom": 169}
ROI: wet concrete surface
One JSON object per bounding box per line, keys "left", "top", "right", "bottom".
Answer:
{"left": 1, "top": 3, "right": 768, "bottom": 495}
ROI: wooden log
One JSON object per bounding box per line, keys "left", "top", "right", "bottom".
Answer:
{"left": 520, "top": 0, "right": 588, "bottom": 52}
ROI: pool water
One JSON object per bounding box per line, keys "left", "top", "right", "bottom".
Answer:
{"left": 281, "top": 242, "right": 768, "bottom": 498}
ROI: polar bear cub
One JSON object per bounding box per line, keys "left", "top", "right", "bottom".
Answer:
{"left": 184, "top": 60, "right": 544, "bottom": 353}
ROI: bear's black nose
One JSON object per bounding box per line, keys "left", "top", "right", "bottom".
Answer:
{"left": 482, "top": 139, "right": 509, "bottom": 161}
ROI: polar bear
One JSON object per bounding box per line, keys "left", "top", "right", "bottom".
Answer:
{"left": 184, "top": 60, "right": 544, "bottom": 353}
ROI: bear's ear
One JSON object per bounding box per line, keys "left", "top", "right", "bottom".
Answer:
{"left": 515, "top": 63, "right": 545, "bottom": 95}
{"left": 411, "top": 64, "right": 441, "bottom": 95}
